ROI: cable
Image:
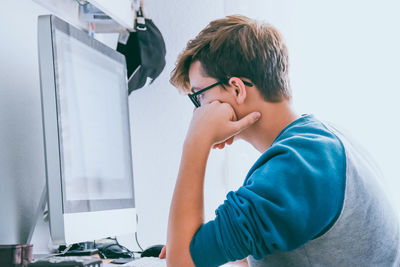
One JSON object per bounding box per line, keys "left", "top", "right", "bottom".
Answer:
{"left": 60, "top": 244, "right": 74, "bottom": 255}
{"left": 135, "top": 214, "right": 144, "bottom": 252}
{"left": 93, "top": 237, "right": 143, "bottom": 258}
{"left": 56, "top": 213, "right": 145, "bottom": 258}
{"left": 135, "top": 232, "right": 144, "bottom": 252}
{"left": 113, "top": 237, "right": 136, "bottom": 255}
{"left": 39, "top": 244, "right": 73, "bottom": 260}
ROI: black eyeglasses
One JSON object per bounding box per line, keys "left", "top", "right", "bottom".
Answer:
{"left": 188, "top": 79, "right": 253, "bottom": 107}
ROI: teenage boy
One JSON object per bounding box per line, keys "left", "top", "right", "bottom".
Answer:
{"left": 161, "top": 15, "right": 400, "bottom": 266}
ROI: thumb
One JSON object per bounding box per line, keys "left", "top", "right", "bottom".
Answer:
{"left": 232, "top": 112, "right": 261, "bottom": 134}
{"left": 159, "top": 246, "right": 166, "bottom": 259}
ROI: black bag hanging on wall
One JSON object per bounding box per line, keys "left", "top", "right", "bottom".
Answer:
{"left": 117, "top": 8, "right": 166, "bottom": 94}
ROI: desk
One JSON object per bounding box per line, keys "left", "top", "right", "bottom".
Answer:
{"left": 33, "top": 255, "right": 244, "bottom": 266}
{"left": 103, "top": 259, "right": 243, "bottom": 267}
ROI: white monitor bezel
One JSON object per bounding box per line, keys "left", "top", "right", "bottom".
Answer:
{"left": 38, "top": 14, "right": 136, "bottom": 245}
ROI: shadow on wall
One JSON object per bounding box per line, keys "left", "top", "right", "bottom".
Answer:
{"left": 0, "top": 0, "right": 47, "bottom": 244}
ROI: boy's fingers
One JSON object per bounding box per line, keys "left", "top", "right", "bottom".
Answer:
{"left": 226, "top": 136, "right": 234, "bottom": 145}
{"left": 159, "top": 246, "right": 166, "bottom": 259}
{"left": 212, "top": 134, "right": 234, "bottom": 149}
{"left": 232, "top": 112, "right": 261, "bottom": 134}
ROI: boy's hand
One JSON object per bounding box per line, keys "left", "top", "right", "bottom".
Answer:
{"left": 186, "top": 101, "right": 260, "bottom": 148}
{"left": 159, "top": 246, "right": 166, "bottom": 259}
{"left": 213, "top": 136, "right": 234, "bottom": 149}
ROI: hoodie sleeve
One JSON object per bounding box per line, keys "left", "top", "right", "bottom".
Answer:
{"left": 189, "top": 133, "right": 346, "bottom": 267}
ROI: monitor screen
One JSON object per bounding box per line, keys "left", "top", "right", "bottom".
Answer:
{"left": 38, "top": 15, "right": 136, "bottom": 245}
{"left": 55, "top": 28, "right": 134, "bottom": 212}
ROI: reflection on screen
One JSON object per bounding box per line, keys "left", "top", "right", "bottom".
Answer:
{"left": 55, "top": 30, "right": 133, "bottom": 202}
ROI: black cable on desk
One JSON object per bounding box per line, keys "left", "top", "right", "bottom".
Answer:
{"left": 135, "top": 231, "right": 144, "bottom": 252}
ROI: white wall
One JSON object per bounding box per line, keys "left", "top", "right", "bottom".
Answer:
{"left": 124, "top": 0, "right": 231, "bottom": 250}
{"left": 1, "top": 0, "right": 398, "bottom": 256}
{"left": 122, "top": 0, "right": 261, "bottom": 251}
{"left": 290, "top": 1, "right": 400, "bottom": 212}
{"left": 226, "top": 0, "right": 400, "bottom": 211}
{"left": 0, "top": 0, "right": 238, "bottom": 254}
{"left": 0, "top": 0, "right": 48, "bottom": 246}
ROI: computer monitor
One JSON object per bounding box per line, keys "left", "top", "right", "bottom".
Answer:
{"left": 37, "top": 15, "right": 136, "bottom": 245}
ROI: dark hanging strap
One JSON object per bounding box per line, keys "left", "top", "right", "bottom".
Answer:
{"left": 135, "top": 3, "right": 146, "bottom": 31}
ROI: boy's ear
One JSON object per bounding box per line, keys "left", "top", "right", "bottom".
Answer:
{"left": 228, "top": 77, "right": 247, "bottom": 105}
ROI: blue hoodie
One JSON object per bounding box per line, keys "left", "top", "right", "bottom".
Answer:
{"left": 189, "top": 115, "right": 346, "bottom": 267}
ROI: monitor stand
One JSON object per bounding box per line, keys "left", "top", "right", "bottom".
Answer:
{"left": 27, "top": 186, "right": 48, "bottom": 245}
{"left": 27, "top": 186, "right": 57, "bottom": 255}
{"left": 27, "top": 186, "right": 101, "bottom": 257}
